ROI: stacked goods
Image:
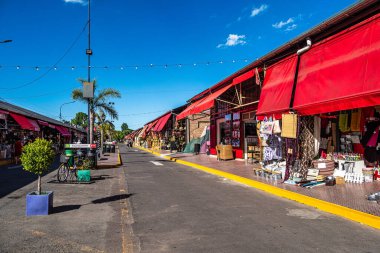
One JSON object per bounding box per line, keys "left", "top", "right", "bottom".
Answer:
{"left": 312, "top": 160, "right": 335, "bottom": 176}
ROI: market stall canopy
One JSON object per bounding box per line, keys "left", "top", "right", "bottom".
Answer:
{"left": 176, "top": 83, "right": 234, "bottom": 121}
{"left": 153, "top": 113, "right": 172, "bottom": 132}
{"left": 55, "top": 125, "right": 71, "bottom": 137}
{"left": 293, "top": 14, "right": 380, "bottom": 115}
{"left": 37, "top": 120, "right": 49, "bottom": 126}
{"left": 9, "top": 113, "right": 40, "bottom": 131}
{"left": 28, "top": 119, "right": 40, "bottom": 132}
{"left": 232, "top": 69, "right": 255, "bottom": 85}
{"left": 256, "top": 55, "right": 298, "bottom": 119}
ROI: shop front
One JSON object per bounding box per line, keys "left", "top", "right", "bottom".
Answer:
{"left": 255, "top": 12, "right": 380, "bottom": 185}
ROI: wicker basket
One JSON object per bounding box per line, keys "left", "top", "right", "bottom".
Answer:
{"left": 312, "top": 160, "right": 335, "bottom": 176}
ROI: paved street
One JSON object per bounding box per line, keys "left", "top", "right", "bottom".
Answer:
{"left": 120, "top": 144, "right": 380, "bottom": 253}
{"left": 0, "top": 157, "right": 131, "bottom": 253}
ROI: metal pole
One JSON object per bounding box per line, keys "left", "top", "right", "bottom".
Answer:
{"left": 87, "top": 0, "right": 91, "bottom": 144}
{"left": 60, "top": 101, "right": 76, "bottom": 121}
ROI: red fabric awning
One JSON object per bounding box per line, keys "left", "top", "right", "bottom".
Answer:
{"left": 55, "top": 125, "right": 71, "bottom": 137}
{"left": 153, "top": 113, "right": 172, "bottom": 132}
{"left": 9, "top": 113, "right": 39, "bottom": 131}
{"left": 232, "top": 70, "right": 254, "bottom": 85}
{"left": 146, "top": 120, "right": 158, "bottom": 132}
{"left": 176, "top": 83, "right": 234, "bottom": 120}
{"left": 293, "top": 14, "right": 380, "bottom": 115}
{"left": 28, "top": 119, "right": 41, "bottom": 132}
{"left": 37, "top": 120, "right": 49, "bottom": 126}
{"left": 256, "top": 55, "right": 298, "bottom": 118}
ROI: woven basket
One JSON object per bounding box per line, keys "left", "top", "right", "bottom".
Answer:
{"left": 312, "top": 160, "right": 335, "bottom": 176}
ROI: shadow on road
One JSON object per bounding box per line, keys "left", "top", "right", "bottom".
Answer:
{"left": 91, "top": 193, "right": 134, "bottom": 204}
{"left": 0, "top": 157, "right": 60, "bottom": 198}
{"left": 53, "top": 204, "right": 82, "bottom": 214}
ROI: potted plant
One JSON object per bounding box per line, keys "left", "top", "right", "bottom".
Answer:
{"left": 77, "top": 157, "right": 93, "bottom": 182}
{"left": 20, "top": 138, "right": 55, "bottom": 216}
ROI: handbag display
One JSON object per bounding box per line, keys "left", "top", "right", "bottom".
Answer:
{"left": 273, "top": 120, "right": 281, "bottom": 134}
{"left": 281, "top": 114, "right": 297, "bottom": 139}
{"left": 260, "top": 121, "right": 274, "bottom": 134}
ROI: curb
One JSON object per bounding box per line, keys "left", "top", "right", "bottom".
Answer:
{"left": 137, "top": 146, "right": 380, "bottom": 230}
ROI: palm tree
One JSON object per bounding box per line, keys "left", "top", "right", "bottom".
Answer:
{"left": 95, "top": 110, "right": 115, "bottom": 152}
{"left": 72, "top": 79, "right": 121, "bottom": 143}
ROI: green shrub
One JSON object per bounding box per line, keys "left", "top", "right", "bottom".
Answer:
{"left": 21, "top": 138, "right": 55, "bottom": 194}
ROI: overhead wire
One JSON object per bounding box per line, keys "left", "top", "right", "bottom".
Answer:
{"left": 0, "top": 21, "right": 89, "bottom": 91}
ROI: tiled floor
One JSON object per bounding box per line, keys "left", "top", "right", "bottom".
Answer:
{"left": 157, "top": 150, "right": 380, "bottom": 216}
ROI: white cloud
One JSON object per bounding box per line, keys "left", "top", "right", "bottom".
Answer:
{"left": 251, "top": 4, "right": 268, "bottom": 17}
{"left": 63, "top": 0, "right": 87, "bottom": 5}
{"left": 217, "top": 34, "right": 247, "bottom": 48}
{"left": 285, "top": 24, "right": 297, "bottom": 31}
{"left": 272, "top": 18, "right": 294, "bottom": 29}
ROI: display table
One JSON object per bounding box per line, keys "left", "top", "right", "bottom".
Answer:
{"left": 216, "top": 144, "right": 234, "bottom": 160}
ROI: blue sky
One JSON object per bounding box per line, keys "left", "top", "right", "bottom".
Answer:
{"left": 0, "top": 0, "right": 358, "bottom": 130}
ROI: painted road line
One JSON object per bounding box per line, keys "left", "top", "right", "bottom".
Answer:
{"left": 150, "top": 161, "right": 163, "bottom": 166}
{"left": 136, "top": 146, "right": 380, "bottom": 230}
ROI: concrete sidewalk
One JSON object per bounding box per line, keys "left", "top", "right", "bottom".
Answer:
{"left": 97, "top": 147, "right": 121, "bottom": 169}
{"left": 0, "top": 162, "right": 132, "bottom": 252}
{"left": 138, "top": 147, "right": 380, "bottom": 229}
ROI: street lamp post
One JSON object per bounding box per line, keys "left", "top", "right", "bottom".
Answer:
{"left": 59, "top": 101, "right": 76, "bottom": 120}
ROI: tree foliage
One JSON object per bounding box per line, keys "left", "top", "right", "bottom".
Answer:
{"left": 71, "top": 112, "right": 88, "bottom": 128}
{"left": 121, "top": 123, "right": 129, "bottom": 132}
{"left": 21, "top": 138, "right": 55, "bottom": 175}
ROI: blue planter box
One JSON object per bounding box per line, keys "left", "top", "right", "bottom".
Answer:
{"left": 26, "top": 191, "right": 53, "bottom": 216}
{"left": 77, "top": 170, "right": 91, "bottom": 182}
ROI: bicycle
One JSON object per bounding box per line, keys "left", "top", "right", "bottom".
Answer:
{"left": 57, "top": 150, "right": 85, "bottom": 182}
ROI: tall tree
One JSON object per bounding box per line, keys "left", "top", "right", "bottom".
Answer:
{"left": 121, "top": 123, "right": 129, "bottom": 132}
{"left": 71, "top": 112, "right": 88, "bottom": 128}
{"left": 72, "top": 79, "right": 121, "bottom": 143}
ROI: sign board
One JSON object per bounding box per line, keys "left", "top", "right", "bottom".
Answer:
{"left": 83, "top": 81, "right": 94, "bottom": 98}
{"left": 65, "top": 144, "right": 97, "bottom": 149}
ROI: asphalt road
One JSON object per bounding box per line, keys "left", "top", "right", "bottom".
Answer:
{"left": 120, "top": 145, "right": 380, "bottom": 253}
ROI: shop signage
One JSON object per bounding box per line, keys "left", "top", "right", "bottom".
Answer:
{"left": 65, "top": 144, "right": 97, "bottom": 149}
{"left": 83, "top": 81, "right": 94, "bottom": 98}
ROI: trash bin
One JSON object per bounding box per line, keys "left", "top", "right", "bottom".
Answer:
{"left": 106, "top": 144, "right": 110, "bottom": 153}
{"left": 194, "top": 143, "right": 200, "bottom": 155}
{"left": 64, "top": 149, "right": 74, "bottom": 166}
{"left": 110, "top": 144, "right": 115, "bottom": 153}
{"left": 87, "top": 149, "right": 97, "bottom": 168}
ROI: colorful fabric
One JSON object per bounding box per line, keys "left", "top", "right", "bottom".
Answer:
{"left": 339, "top": 113, "right": 350, "bottom": 132}
{"left": 299, "top": 116, "right": 315, "bottom": 179}
{"left": 350, "top": 109, "right": 361, "bottom": 132}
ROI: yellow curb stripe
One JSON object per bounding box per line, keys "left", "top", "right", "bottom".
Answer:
{"left": 136, "top": 147, "right": 380, "bottom": 230}
{"left": 117, "top": 149, "right": 122, "bottom": 166}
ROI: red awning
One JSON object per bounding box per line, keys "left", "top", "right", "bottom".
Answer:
{"left": 37, "top": 120, "right": 49, "bottom": 126}
{"left": 293, "top": 14, "right": 380, "bottom": 115}
{"left": 9, "top": 113, "right": 39, "bottom": 131}
{"left": 28, "top": 119, "right": 40, "bottom": 132}
{"left": 176, "top": 83, "right": 234, "bottom": 120}
{"left": 153, "top": 113, "right": 172, "bottom": 132}
{"left": 0, "top": 110, "right": 9, "bottom": 115}
{"left": 146, "top": 120, "right": 158, "bottom": 132}
{"left": 55, "top": 125, "right": 71, "bottom": 137}
{"left": 232, "top": 69, "right": 254, "bottom": 85}
{"left": 256, "top": 55, "right": 298, "bottom": 118}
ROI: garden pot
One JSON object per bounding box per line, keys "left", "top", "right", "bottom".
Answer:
{"left": 77, "top": 170, "right": 91, "bottom": 182}
{"left": 26, "top": 191, "right": 53, "bottom": 216}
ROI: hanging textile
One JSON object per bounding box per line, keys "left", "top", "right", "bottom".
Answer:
{"left": 350, "top": 109, "right": 361, "bottom": 132}
{"left": 314, "top": 116, "right": 321, "bottom": 156}
{"left": 339, "top": 112, "right": 350, "bottom": 132}
{"left": 299, "top": 116, "right": 315, "bottom": 179}
{"left": 284, "top": 138, "right": 298, "bottom": 181}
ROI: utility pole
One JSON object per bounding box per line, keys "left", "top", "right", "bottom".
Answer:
{"left": 86, "top": 0, "right": 92, "bottom": 144}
